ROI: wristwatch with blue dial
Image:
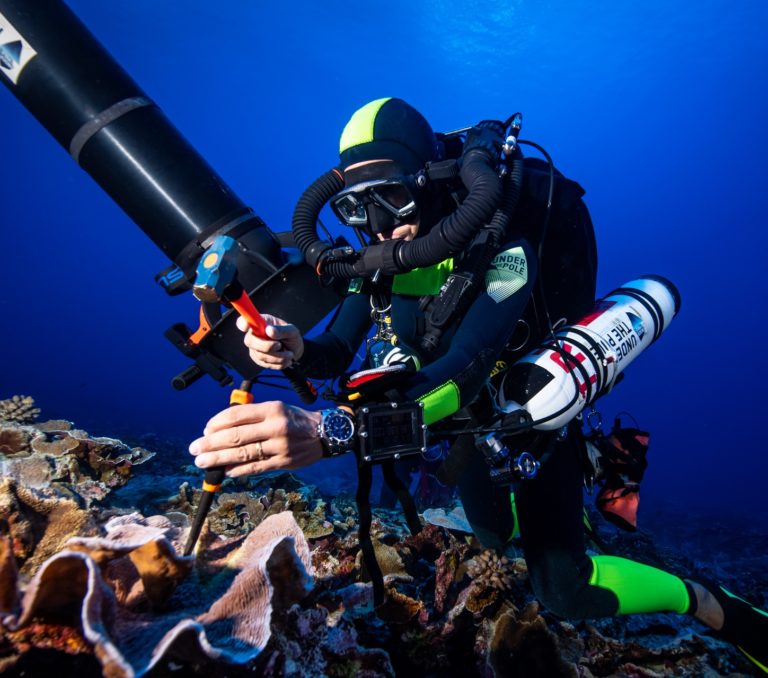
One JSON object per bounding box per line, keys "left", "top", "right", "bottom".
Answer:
{"left": 317, "top": 408, "right": 356, "bottom": 456}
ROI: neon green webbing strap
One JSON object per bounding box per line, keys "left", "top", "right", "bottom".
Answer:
{"left": 393, "top": 259, "right": 454, "bottom": 296}
{"left": 339, "top": 98, "right": 392, "bottom": 154}
{"left": 589, "top": 555, "right": 691, "bottom": 615}
{"left": 417, "top": 381, "right": 460, "bottom": 426}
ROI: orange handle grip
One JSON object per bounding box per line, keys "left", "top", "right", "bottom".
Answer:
{"left": 230, "top": 290, "right": 268, "bottom": 338}
{"left": 230, "top": 289, "right": 317, "bottom": 404}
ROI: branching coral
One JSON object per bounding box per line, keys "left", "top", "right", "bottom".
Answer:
{"left": 466, "top": 549, "right": 526, "bottom": 592}
{"left": 0, "top": 396, "right": 40, "bottom": 425}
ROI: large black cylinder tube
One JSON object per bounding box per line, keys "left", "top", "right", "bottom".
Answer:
{"left": 0, "top": 0, "right": 280, "bottom": 273}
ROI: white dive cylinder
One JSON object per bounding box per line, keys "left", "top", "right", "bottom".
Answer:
{"left": 498, "top": 275, "right": 681, "bottom": 431}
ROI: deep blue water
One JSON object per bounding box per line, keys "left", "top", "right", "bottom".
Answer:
{"left": 1, "top": 1, "right": 767, "bottom": 525}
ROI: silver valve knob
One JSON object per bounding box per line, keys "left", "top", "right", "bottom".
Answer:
{"left": 512, "top": 451, "right": 540, "bottom": 480}
{"left": 477, "top": 433, "right": 510, "bottom": 467}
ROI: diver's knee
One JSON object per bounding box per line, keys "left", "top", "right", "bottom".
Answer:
{"left": 527, "top": 553, "right": 602, "bottom": 619}
{"left": 530, "top": 579, "right": 589, "bottom": 619}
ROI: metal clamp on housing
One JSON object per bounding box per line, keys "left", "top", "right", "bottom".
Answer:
{"left": 357, "top": 402, "right": 427, "bottom": 464}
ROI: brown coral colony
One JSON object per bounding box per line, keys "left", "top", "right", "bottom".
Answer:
{"left": 0, "top": 395, "right": 41, "bottom": 425}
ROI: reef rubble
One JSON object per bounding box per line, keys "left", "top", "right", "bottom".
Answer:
{"left": 0, "top": 414, "right": 765, "bottom": 677}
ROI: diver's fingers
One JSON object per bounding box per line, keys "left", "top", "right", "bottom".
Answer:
{"left": 197, "top": 401, "right": 313, "bottom": 444}
{"left": 224, "top": 438, "right": 323, "bottom": 477}
{"left": 259, "top": 313, "right": 286, "bottom": 328}
{"left": 192, "top": 440, "right": 266, "bottom": 469}
{"left": 239, "top": 317, "right": 295, "bottom": 349}
{"left": 238, "top": 313, "right": 304, "bottom": 364}
{"left": 202, "top": 401, "right": 283, "bottom": 434}
{"left": 236, "top": 313, "right": 286, "bottom": 334}
{"left": 189, "top": 423, "right": 266, "bottom": 456}
{"left": 243, "top": 332, "right": 282, "bottom": 356}
{"left": 247, "top": 348, "right": 294, "bottom": 370}
{"left": 265, "top": 322, "right": 301, "bottom": 345}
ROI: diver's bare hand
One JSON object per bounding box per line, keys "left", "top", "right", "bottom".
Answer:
{"left": 188, "top": 401, "right": 322, "bottom": 477}
{"left": 236, "top": 314, "right": 304, "bottom": 370}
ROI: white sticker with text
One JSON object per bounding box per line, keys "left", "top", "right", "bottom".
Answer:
{"left": 0, "top": 12, "right": 37, "bottom": 85}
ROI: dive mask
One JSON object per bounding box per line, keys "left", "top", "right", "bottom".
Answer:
{"left": 331, "top": 177, "right": 420, "bottom": 234}
{"left": 331, "top": 159, "right": 425, "bottom": 235}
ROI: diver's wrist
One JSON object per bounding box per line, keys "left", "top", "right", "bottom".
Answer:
{"left": 316, "top": 407, "right": 357, "bottom": 457}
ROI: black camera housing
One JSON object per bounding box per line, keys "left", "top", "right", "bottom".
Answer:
{"left": 357, "top": 402, "right": 426, "bottom": 463}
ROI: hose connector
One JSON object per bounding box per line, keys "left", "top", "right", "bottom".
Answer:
{"left": 503, "top": 113, "right": 524, "bottom": 156}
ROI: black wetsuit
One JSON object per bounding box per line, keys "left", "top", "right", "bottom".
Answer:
{"left": 299, "top": 235, "right": 538, "bottom": 424}
{"left": 296, "top": 162, "right": 694, "bottom": 620}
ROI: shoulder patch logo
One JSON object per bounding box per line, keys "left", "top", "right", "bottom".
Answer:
{"left": 486, "top": 246, "right": 528, "bottom": 303}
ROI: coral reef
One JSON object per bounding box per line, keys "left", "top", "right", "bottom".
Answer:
{"left": 0, "top": 421, "right": 154, "bottom": 506}
{"left": 466, "top": 549, "right": 526, "bottom": 592}
{"left": 0, "top": 419, "right": 765, "bottom": 677}
{"left": 483, "top": 602, "right": 577, "bottom": 677}
{"left": 161, "top": 477, "right": 338, "bottom": 544}
{"left": 0, "top": 427, "right": 30, "bottom": 455}
{"left": 1, "top": 511, "right": 313, "bottom": 677}
{"left": 0, "top": 395, "right": 40, "bottom": 425}
{"left": 0, "top": 478, "right": 97, "bottom": 575}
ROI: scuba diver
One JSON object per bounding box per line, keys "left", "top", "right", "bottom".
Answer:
{"left": 188, "top": 98, "right": 768, "bottom": 672}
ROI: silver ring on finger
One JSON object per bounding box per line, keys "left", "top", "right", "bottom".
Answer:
{"left": 256, "top": 440, "right": 265, "bottom": 461}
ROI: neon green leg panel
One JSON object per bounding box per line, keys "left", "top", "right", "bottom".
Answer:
{"left": 589, "top": 555, "right": 691, "bottom": 615}
{"left": 509, "top": 492, "right": 521, "bottom": 540}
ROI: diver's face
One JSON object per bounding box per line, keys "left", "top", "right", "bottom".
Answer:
{"left": 376, "top": 221, "right": 420, "bottom": 242}
{"left": 343, "top": 159, "right": 420, "bottom": 242}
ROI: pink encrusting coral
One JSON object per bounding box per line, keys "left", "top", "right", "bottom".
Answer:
{"left": 1, "top": 511, "right": 314, "bottom": 678}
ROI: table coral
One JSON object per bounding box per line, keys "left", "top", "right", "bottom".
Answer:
{"left": 0, "top": 422, "right": 153, "bottom": 507}
{"left": 422, "top": 505, "right": 474, "bottom": 533}
{"left": 1, "top": 511, "right": 314, "bottom": 677}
